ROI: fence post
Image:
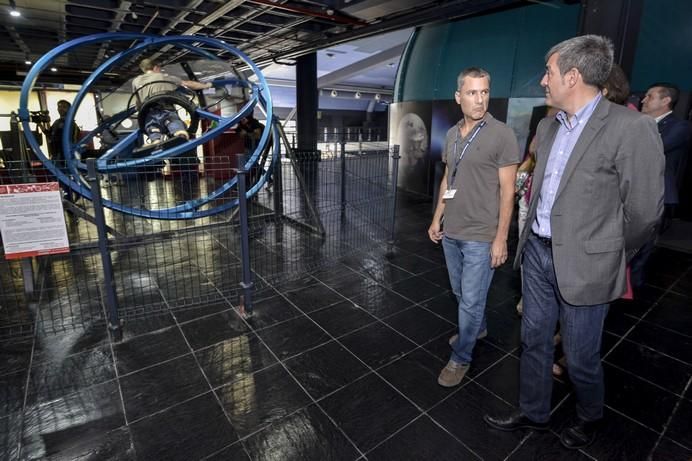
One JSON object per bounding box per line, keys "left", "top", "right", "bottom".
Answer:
{"left": 86, "top": 159, "right": 122, "bottom": 341}
{"left": 21, "top": 258, "right": 34, "bottom": 298}
{"left": 340, "top": 138, "right": 347, "bottom": 215}
{"left": 388, "top": 145, "right": 400, "bottom": 249}
{"left": 237, "top": 156, "right": 254, "bottom": 318}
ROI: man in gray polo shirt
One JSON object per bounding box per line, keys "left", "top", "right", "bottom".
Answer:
{"left": 428, "top": 67, "right": 520, "bottom": 387}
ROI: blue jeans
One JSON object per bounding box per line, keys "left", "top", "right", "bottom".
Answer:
{"left": 145, "top": 107, "right": 187, "bottom": 141}
{"left": 442, "top": 236, "right": 494, "bottom": 365}
{"left": 520, "top": 235, "right": 609, "bottom": 423}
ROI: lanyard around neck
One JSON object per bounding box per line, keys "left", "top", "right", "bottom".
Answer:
{"left": 450, "top": 120, "right": 486, "bottom": 186}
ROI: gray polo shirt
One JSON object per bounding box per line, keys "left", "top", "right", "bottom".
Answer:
{"left": 442, "top": 113, "right": 520, "bottom": 242}
{"left": 132, "top": 71, "right": 182, "bottom": 104}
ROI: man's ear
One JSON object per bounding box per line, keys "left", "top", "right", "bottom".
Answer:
{"left": 662, "top": 95, "right": 672, "bottom": 109}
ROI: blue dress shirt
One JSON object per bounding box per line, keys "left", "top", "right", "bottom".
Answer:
{"left": 532, "top": 94, "right": 602, "bottom": 238}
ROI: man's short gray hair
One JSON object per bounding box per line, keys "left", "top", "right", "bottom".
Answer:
{"left": 457, "top": 67, "right": 491, "bottom": 90}
{"left": 546, "top": 35, "right": 614, "bottom": 87}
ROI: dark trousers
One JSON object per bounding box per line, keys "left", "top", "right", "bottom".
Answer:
{"left": 519, "top": 235, "right": 609, "bottom": 423}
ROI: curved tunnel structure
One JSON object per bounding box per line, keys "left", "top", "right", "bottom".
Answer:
{"left": 18, "top": 33, "right": 279, "bottom": 220}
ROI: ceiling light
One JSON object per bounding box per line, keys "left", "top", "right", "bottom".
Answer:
{"left": 374, "top": 93, "right": 381, "bottom": 101}
{"left": 354, "top": 91, "right": 361, "bottom": 99}
{"left": 130, "top": 11, "right": 138, "bottom": 20}
{"left": 50, "top": 67, "right": 57, "bottom": 72}
{"left": 9, "top": 0, "right": 20, "bottom": 16}
{"left": 25, "top": 60, "right": 31, "bottom": 65}
{"left": 330, "top": 90, "right": 338, "bottom": 98}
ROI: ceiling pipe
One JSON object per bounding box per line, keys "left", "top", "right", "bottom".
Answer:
{"left": 246, "top": 0, "right": 367, "bottom": 26}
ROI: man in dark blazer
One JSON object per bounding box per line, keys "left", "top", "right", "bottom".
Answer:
{"left": 484, "top": 35, "right": 664, "bottom": 450}
{"left": 641, "top": 83, "right": 691, "bottom": 229}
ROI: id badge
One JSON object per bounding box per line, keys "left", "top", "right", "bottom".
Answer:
{"left": 443, "top": 189, "right": 457, "bottom": 200}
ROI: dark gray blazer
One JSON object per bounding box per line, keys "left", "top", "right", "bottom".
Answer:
{"left": 514, "top": 98, "right": 665, "bottom": 305}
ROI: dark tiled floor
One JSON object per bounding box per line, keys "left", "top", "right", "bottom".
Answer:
{"left": 2, "top": 195, "right": 692, "bottom": 461}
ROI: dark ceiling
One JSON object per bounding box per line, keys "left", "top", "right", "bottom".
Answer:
{"left": 1, "top": 0, "right": 525, "bottom": 86}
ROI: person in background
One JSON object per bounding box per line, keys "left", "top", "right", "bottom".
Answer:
{"left": 641, "top": 83, "right": 690, "bottom": 233}
{"left": 41, "top": 99, "right": 80, "bottom": 201}
{"left": 428, "top": 67, "right": 520, "bottom": 388}
{"left": 132, "top": 58, "right": 211, "bottom": 144}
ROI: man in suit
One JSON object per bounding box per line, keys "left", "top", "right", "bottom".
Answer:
{"left": 483, "top": 35, "right": 664, "bottom": 449}
{"left": 641, "top": 83, "right": 690, "bottom": 231}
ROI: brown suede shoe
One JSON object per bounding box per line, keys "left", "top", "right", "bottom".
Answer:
{"left": 437, "top": 360, "right": 469, "bottom": 387}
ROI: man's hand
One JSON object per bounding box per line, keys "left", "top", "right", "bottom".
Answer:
{"left": 428, "top": 221, "right": 443, "bottom": 243}
{"left": 490, "top": 238, "right": 508, "bottom": 268}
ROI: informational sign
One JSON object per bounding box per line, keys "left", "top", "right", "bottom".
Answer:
{"left": 0, "top": 182, "right": 70, "bottom": 260}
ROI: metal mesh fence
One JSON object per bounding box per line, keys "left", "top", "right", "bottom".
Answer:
{"left": 0, "top": 135, "right": 397, "bottom": 340}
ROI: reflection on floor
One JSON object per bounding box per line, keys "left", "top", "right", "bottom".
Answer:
{"left": 1, "top": 193, "right": 691, "bottom": 460}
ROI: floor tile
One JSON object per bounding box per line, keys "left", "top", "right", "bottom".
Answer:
{"left": 320, "top": 373, "right": 419, "bottom": 452}
{"left": 367, "top": 415, "right": 478, "bottom": 460}
{"left": 180, "top": 309, "right": 249, "bottom": 351}
{"left": 215, "top": 363, "right": 311, "bottom": 438}
{"left": 203, "top": 441, "right": 251, "bottom": 461}
{"left": 284, "top": 340, "right": 369, "bottom": 400}
{"left": 389, "top": 277, "right": 445, "bottom": 303}
{"left": 507, "top": 431, "right": 592, "bottom": 460}
{"left": 484, "top": 307, "right": 521, "bottom": 353}
{"left": 603, "top": 308, "right": 638, "bottom": 336}
{"left": 171, "top": 300, "right": 234, "bottom": 324}
{"left": 244, "top": 404, "right": 361, "bottom": 461}
{"left": 385, "top": 252, "right": 437, "bottom": 274}
{"left": 418, "top": 266, "right": 452, "bottom": 288}
{"left": 627, "top": 319, "right": 692, "bottom": 365}
{"left": 245, "top": 294, "right": 304, "bottom": 330}
{"left": 120, "top": 353, "right": 209, "bottom": 422}
{"left": 378, "top": 349, "right": 460, "bottom": 411}
{"left": 282, "top": 284, "right": 345, "bottom": 313}
{"left": 0, "top": 338, "right": 33, "bottom": 376}
{"left": 24, "top": 425, "right": 135, "bottom": 461}
{"left": 26, "top": 344, "right": 116, "bottom": 406}
{"left": 604, "top": 339, "right": 692, "bottom": 395}
{"left": 359, "top": 263, "right": 416, "bottom": 287}
{"left": 308, "top": 301, "right": 377, "bottom": 338}
{"left": 130, "top": 392, "right": 237, "bottom": 461}
{"left": 114, "top": 325, "right": 189, "bottom": 375}
{"left": 382, "top": 305, "right": 453, "bottom": 345}
{"left": 421, "top": 293, "right": 458, "bottom": 324}
{"left": 603, "top": 364, "right": 679, "bottom": 431}
{"left": 0, "top": 412, "right": 22, "bottom": 461}
{"left": 120, "top": 311, "right": 177, "bottom": 340}
{"left": 642, "top": 291, "right": 692, "bottom": 337}
{"left": 650, "top": 437, "right": 692, "bottom": 461}
{"left": 196, "top": 333, "right": 277, "bottom": 388}
{"left": 255, "top": 316, "right": 331, "bottom": 360}
{"left": 665, "top": 397, "right": 692, "bottom": 448}
{"left": 349, "top": 285, "right": 414, "bottom": 319}
{"left": 21, "top": 380, "right": 126, "bottom": 460}
{"left": 0, "top": 370, "right": 26, "bottom": 419}
{"left": 428, "top": 381, "right": 523, "bottom": 460}
{"left": 339, "top": 322, "right": 416, "bottom": 369}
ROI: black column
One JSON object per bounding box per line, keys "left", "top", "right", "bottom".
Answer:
{"left": 296, "top": 52, "right": 318, "bottom": 152}
{"left": 578, "top": 0, "right": 644, "bottom": 77}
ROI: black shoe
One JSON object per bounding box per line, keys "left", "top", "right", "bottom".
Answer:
{"left": 483, "top": 411, "right": 549, "bottom": 432}
{"left": 560, "top": 418, "right": 600, "bottom": 449}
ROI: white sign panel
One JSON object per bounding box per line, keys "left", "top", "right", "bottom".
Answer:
{"left": 0, "top": 182, "right": 70, "bottom": 260}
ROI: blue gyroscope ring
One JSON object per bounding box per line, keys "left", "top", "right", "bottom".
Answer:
{"left": 18, "top": 33, "right": 278, "bottom": 219}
